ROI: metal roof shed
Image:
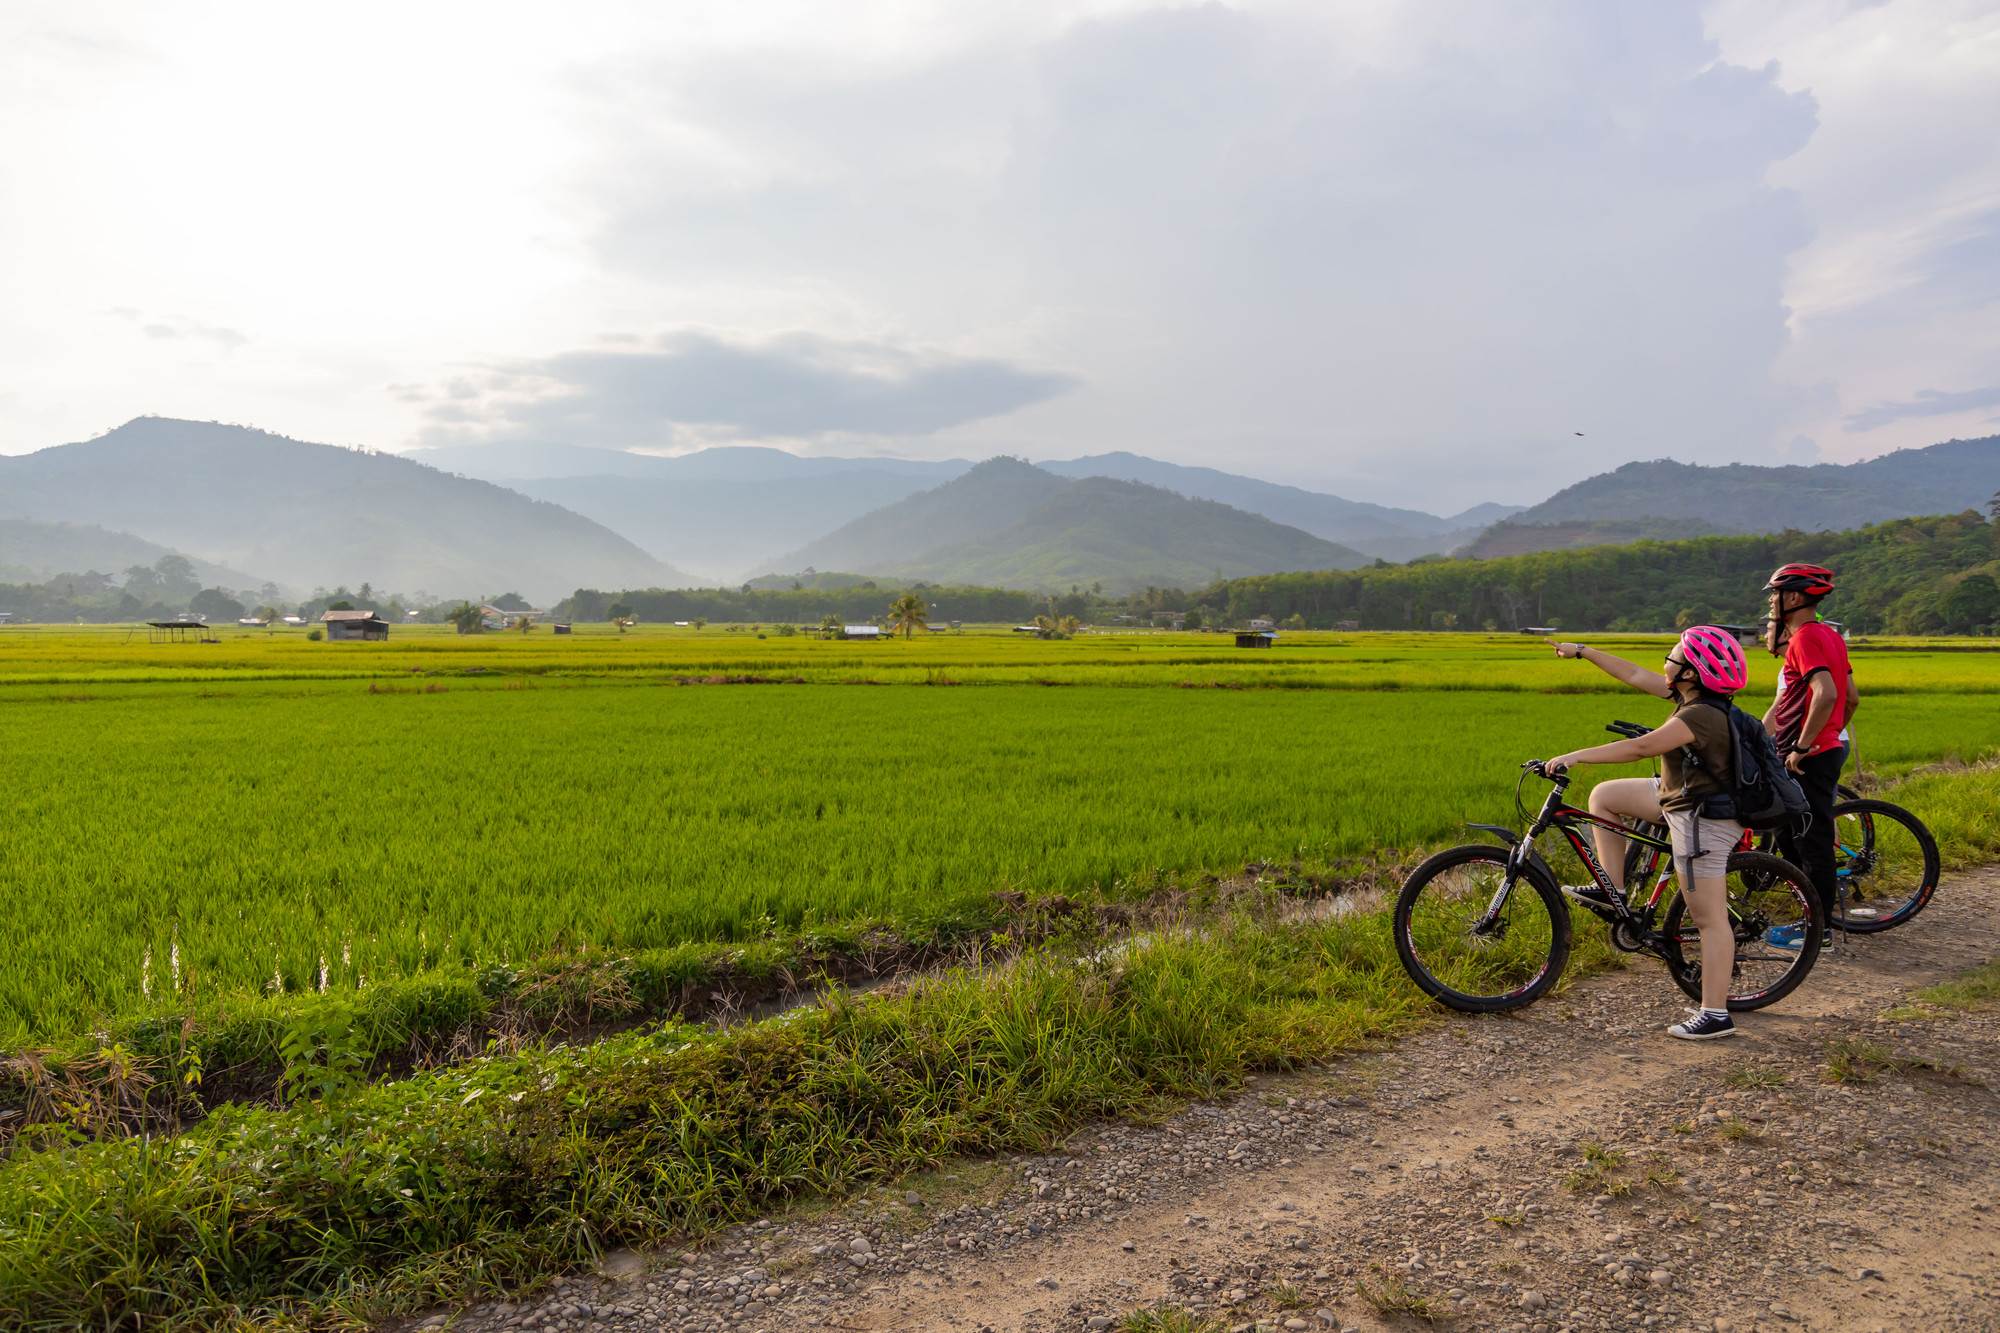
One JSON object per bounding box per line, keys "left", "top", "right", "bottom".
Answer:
{"left": 321, "top": 609, "right": 391, "bottom": 641}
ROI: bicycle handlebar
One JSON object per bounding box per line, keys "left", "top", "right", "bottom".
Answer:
{"left": 1604, "top": 719, "right": 1650, "bottom": 739}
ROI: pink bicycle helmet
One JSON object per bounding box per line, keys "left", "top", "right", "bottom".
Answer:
{"left": 1675, "top": 625, "right": 1749, "bottom": 694}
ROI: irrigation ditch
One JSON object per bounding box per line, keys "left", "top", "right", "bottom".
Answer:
{"left": 0, "top": 856, "right": 1407, "bottom": 1152}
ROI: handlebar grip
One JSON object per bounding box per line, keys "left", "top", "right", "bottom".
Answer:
{"left": 1605, "top": 720, "right": 1650, "bottom": 739}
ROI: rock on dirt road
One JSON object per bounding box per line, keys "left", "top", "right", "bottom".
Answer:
{"left": 410, "top": 867, "right": 2000, "bottom": 1333}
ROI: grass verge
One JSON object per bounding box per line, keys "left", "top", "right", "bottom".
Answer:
{"left": 0, "top": 909, "right": 1002, "bottom": 1146}
{"left": 0, "top": 909, "right": 1443, "bottom": 1328}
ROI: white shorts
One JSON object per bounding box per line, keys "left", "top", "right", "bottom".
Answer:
{"left": 1665, "top": 808, "right": 1743, "bottom": 879}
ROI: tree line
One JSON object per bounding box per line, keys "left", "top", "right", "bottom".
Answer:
{"left": 1187, "top": 510, "right": 2000, "bottom": 634}
{"left": 557, "top": 583, "right": 1095, "bottom": 626}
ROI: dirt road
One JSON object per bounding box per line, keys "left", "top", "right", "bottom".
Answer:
{"left": 441, "top": 867, "right": 2000, "bottom": 1333}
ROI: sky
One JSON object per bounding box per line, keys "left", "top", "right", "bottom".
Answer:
{"left": 2, "top": 0, "right": 1996, "bottom": 511}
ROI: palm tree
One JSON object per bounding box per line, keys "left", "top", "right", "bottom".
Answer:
{"left": 888, "top": 593, "right": 929, "bottom": 638}
{"left": 1033, "top": 613, "right": 1080, "bottom": 640}
{"left": 446, "top": 601, "right": 484, "bottom": 635}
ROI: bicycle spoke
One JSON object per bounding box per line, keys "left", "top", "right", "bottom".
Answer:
{"left": 1396, "top": 846, "right": 1568, "bottom": 1012}
{"left": 1663, "top": 851, "right": 1821, "bottom": 1011}
{"left": 1831, "top": 802, "right": 1936, "bottom": 931}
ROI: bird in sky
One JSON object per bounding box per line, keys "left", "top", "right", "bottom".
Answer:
{"left": 1573, "top": 431, "right": 1585, "bottom": 437}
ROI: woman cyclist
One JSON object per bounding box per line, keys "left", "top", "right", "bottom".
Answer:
{"left": 1540, "top": 627, "right": 1751, "bottom": 1039}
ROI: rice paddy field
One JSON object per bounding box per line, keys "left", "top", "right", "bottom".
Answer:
{"left": 4, "top": 623, "right": 1998, "bottom": 1045}
{"left": 3, "top": 620, "right": 1999, "bottom": 1325}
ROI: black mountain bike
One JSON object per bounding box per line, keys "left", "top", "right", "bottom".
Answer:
{"left": 1603, "top": 721, "right": 1941, "bottom": 934}
{"left": 1394, "top": 759, "right": 1824, "bottom": 1014}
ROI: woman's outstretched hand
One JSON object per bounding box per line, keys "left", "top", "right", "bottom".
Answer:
{"left": 1552, "top": 641, "right": 1583, "bottom": 659}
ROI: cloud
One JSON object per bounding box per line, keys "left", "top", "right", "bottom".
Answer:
{"left": 110, "top": 309, "right": 248, "bottom": 351}
{"left": 1844, "top": 384, "right": 2000, "bottom": 433}
{"left": 418, "top": 330, "right": 1078, "bottom": 446}
{"left": 564, "top": 3, "right": 1823, "bottom": 502}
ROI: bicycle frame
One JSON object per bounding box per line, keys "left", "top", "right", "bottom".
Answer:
{"left": 1501, "top": 775, "right": 1678, "bottom": 930}
{"left": 1478, "top": 768, "right": 1766, "bottom": 960}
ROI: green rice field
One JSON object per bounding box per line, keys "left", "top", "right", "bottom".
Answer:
{"left": 3, "top": 621, "right": 1998, "bottom": 1325}
{"left": 4, "top": 623, "right": 1997, "bottom": 1044}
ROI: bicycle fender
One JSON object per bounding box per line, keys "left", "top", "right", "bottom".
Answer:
{"left": 1463, "top": 823, "right": 1561, "bottom": 888}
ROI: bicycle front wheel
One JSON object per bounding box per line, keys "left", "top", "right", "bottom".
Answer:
{"left": 1394, "top": 844, "right": 1571, "bottom": 1013}
{"left": 1829, "top": 798, "right": 1939, "bottom": 933}
{"left": 1662, "top": 850, "right": 1822, "bottom": 1011}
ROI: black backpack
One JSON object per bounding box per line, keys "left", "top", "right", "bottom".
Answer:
{"left": 1687, "top": 697, "right": 1811, "bottom": 832}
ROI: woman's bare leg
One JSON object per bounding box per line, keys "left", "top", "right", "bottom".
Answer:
{"left": 1686, "top": 873, "right": 1733, "bottom": 1012}
{"left": 1587, "top": 778, "right": 1663, "bottom": 892}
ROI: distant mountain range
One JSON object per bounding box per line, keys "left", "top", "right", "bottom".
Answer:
{"left": 7, "top": 419, "right": 1996, "bottom": 607}
{"left": 405, "top": 441, "right": 968, "bottom": 580}
{"left": 769, "top": 457, "right": 1368, "bottom": 592}
{"left": 0, "top": 518, "right": 259, "bottom": 588}
{"left": 407, "top": 440, "right": 1503, "bottom": 576}
{"left": 0, "top": 418, "right": 683, "bottom": 602}
{"left": 1477, "top": 437, "right": 2000, "bottom": 555}
{"left": 1037, "top": 452, "right": 1508, "bottom": 561}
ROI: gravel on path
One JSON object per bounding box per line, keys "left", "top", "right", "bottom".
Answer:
{"left": 403, "top": 866, "right": 2000, "bottom": 1333}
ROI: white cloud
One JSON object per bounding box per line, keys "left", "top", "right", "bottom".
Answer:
{"left": 419, "top": 329, "right": 1078, "bottom": 445}
{"left": 1705, "top": 0, "right": 2000, "bottom": 459}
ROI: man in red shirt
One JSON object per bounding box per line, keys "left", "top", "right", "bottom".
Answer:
{"left": 1761, "top": 563, "right": 1854, "bottom": 947}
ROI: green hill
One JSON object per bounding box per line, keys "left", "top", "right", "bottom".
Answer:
{"left": 1458, "top": 515, "right": 1725, "bottom": 559}
{"left": 1037, "top": 452, "right": 1506, "bottom": 559}
{"left": 1481, "top": 436, "right": 2000, "bottom": 555}
{"left": 1194, "top": 510, "right": 2000, "bottom": 635}
{"left": 772, "top": 458, "right": 1366, "bottom": 592}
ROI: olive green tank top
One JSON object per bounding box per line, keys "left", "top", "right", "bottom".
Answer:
{"left": 1659, "top": 700, "right": 1733, "bottom": 813}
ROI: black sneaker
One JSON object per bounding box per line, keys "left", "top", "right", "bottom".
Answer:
{"left": 1667, "top": 1010, "right": 1737, "bottom": 1041}
{"left": 1561, "top": 883, "right": 1620, "bottom": 912}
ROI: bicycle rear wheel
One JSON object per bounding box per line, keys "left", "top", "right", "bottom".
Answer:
{"left": 1662, "top": 850, "right": 1822, "bottom": 1011}
{"left": 1828, "top": 798, "right": 1939, "bottom": 932}
{"left": 1394, "top": 844, "right": 1571, "bottom": 1013}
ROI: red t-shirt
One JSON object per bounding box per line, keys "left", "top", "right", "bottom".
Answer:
{"left": 1770, "top": 620, "right": 1850, "bottom": 753}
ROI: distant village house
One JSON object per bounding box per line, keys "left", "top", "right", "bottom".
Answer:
{"left": 321, "top": 609, "right": 391, "bottom": 641}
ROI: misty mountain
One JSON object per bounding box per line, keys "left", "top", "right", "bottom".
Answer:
{"left": 0, "top": 518, "right": 261, "bottom": 588}
{"left": 0, "top": 418, "right": 685, "bottom": 602}
{"left": 1483, "top": 436, "right": 2000, "bottom": 554}
{"left": 1037, "top": 451, "right": 1511, "bottom": 559}
{"left": 405, "top": 442, "right": 971, "bottom": 579}
{"left": 409, "top": 439, "right": 1495, "bottom": 574}
{"left": 508, "top": 469, "right": 965, "bottom": 582}
{"left": 770, "top": 458, "right": 1367, "bottom": 592}
{"left": 1444, "top": 501, "right": 1526, "bottom": 528}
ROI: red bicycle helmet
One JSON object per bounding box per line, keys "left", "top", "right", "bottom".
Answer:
{"left": 1676, "top": 625, "right": 1749, "bottom": 694}
{"left": 1765, "top": 563, "right": 1835, "bottom": 597}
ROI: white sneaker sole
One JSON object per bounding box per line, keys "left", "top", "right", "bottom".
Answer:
{"left": 1668, "top": 1025, "right": 1738, "bottom": 1041}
